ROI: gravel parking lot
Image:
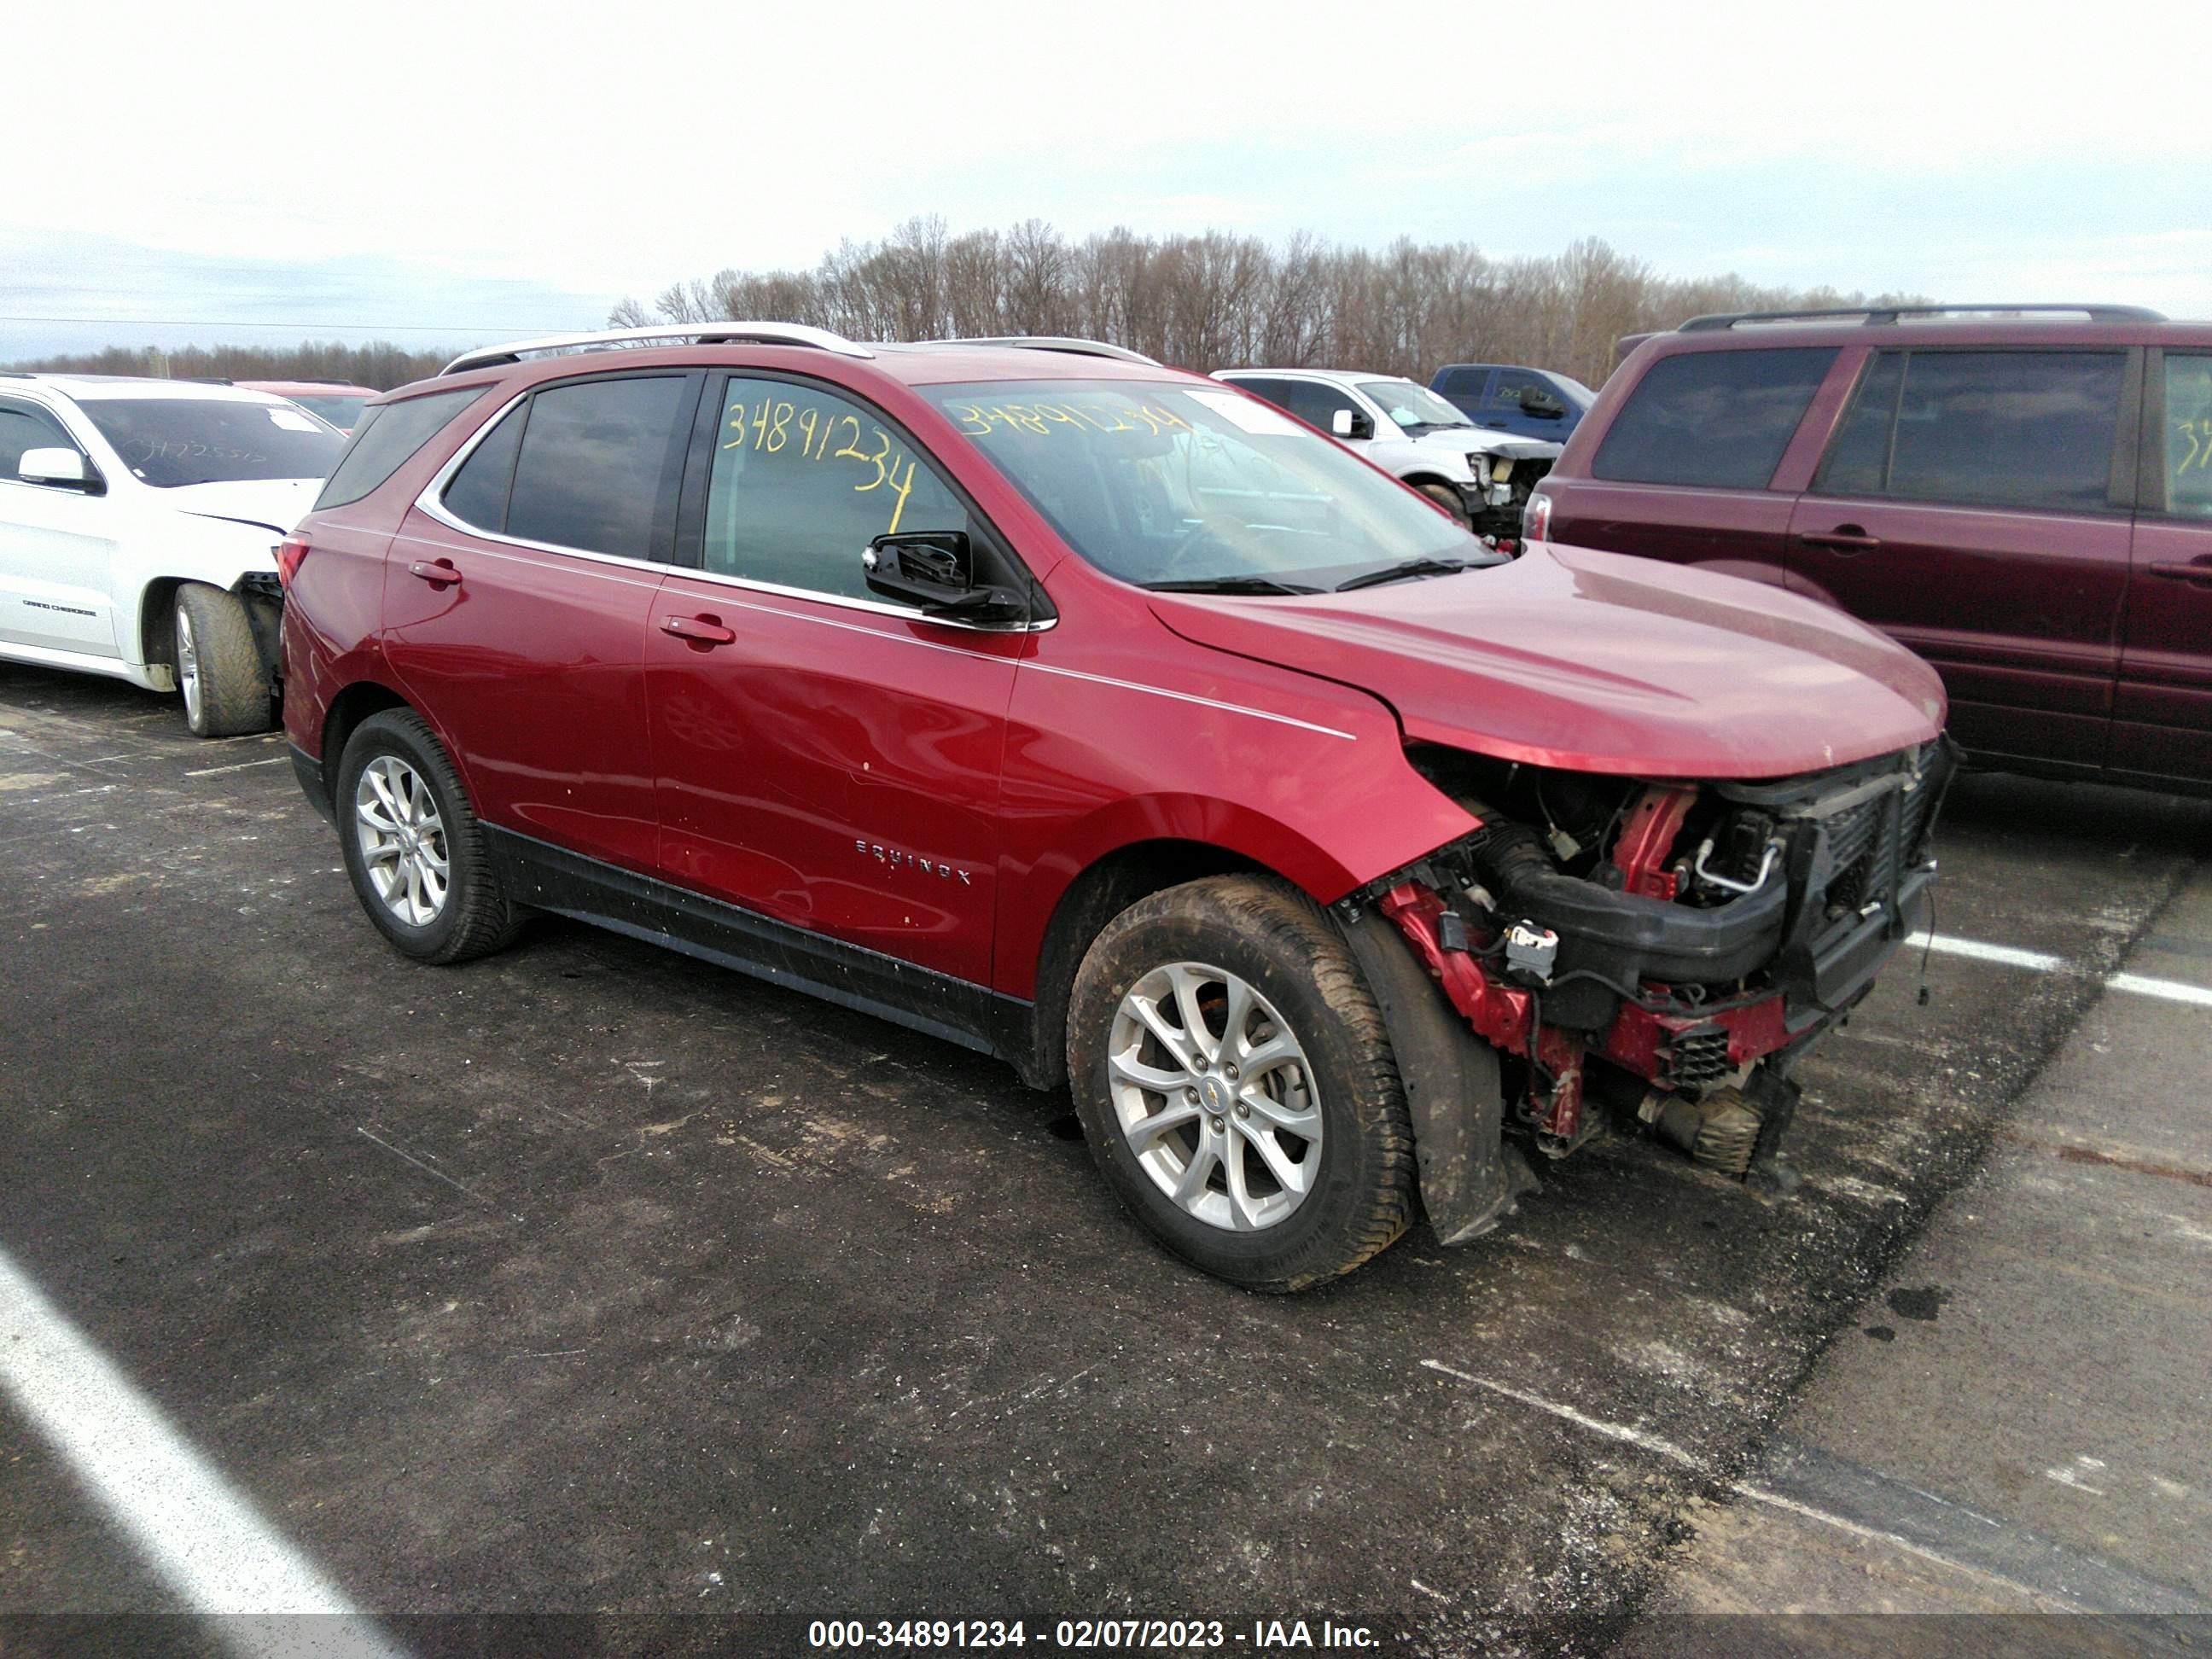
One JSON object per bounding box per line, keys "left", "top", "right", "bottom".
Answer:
{"left": 3, "top": 661, "right": 2207, "bottom": 1656}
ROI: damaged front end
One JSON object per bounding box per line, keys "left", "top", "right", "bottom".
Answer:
{"left": 1336, "top": 737, "right": 1956, "bottom": 1243}
{"left": 1462, "top": 442, "right": 1557, "bottom": 550}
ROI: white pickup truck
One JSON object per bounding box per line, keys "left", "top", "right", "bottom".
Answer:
{"left": 1213, "top": 368, "right": 1560, "bottom": 546}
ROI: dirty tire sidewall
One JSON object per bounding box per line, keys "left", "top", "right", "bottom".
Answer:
{"left": 173, "top": 581, "right": 272, "bottom": 737}
{"left": 1067, "top": 876, "right": 1416, "bottom": 1293}
{"left": 335, "top": 708, "right": 521, "bottom": 965}
{"left": 1417, "top": 482, "right": 1473, "bottom": 529}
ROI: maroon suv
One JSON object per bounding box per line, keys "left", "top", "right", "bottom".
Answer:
{"left": 1528, "top": 305, "right": 2212, "bottom": 795}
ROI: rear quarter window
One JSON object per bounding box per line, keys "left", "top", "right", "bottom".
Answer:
{"left": 1592, "top": 346, "right": 1837, "bottom": 490}
{"left": 314, "top": 387, "right": 488, "bottom": 510}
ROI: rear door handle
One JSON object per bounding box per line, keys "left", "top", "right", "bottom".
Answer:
{"left": 407, "top": 558, "right": 460, "bottom": 586}
{"left": 2147, "top": 561, "right": 2212, "bottom": 588}
{"left": 1799, "top": 527, "right": 1883, "bottom": 554}
{"left": 660, "top": 614, "right": 736, "bottom": 645}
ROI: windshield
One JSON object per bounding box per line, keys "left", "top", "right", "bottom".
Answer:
{"left": 1356, "top": 380, "right": 1473, "bottom": 431}
{"left": 290, "top": 393, "right": 370, "bottom": 430}
{"left": 923, "top": 378, "right": 1494, "bottom": 591}
{"left": 79, "top": 399, "right": 345, "bottom": 488}
{"left": 1551, "top": 375, "right": 1598, "bottom": 409}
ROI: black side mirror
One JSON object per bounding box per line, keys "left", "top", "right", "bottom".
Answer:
{"left": 864, "top": 531, "right": 1028, "bottom": 626}
{"left": 1522, "top": 393, "right": 1566, "bottom": 418}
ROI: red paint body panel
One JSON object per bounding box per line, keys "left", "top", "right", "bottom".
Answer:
{"left": 645, "top": 577, "right": 1022, "bottom": 987}
{"left": 380, "top": 511, "right": 664, "bottom": 876}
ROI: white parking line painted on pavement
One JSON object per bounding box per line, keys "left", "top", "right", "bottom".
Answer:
{"left": 2108, "top": 972, "right": 2212, "bottom": 1009}
{"left": 1906, "top": 934, "right": 2065, "bottom": 973}
{"left": 1909, "top": 933, "right": 2211, "bottom": 1008}
{"left": 0, "top": 1248, "right": 405, "bottom": 1656}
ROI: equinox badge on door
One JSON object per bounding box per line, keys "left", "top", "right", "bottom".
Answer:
{"left": 859, "top": 841, "right": 972, "bottom": 884}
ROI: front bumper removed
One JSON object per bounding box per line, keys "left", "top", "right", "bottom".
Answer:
{"left": 1336, "top": 739, "right": 1954, "bottom": 1238}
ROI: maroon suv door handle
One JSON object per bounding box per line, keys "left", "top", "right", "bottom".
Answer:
{"left": 407, "top": 558, "right": 460, "bottom": 586}
{"left": 1798, "top": 526, "right": 1883, "bottom": 554}
{"left": 660, "top": 614, "right": 736, "bottom": 646}
{"left": 2146, "top": 562, "right": 2212, "bottom": 589}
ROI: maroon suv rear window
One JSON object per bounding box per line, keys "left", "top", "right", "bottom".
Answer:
{"left": 1592, "top": 347, "right": 1835, "bottom": 491}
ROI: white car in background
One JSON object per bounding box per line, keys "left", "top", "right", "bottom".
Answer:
{"left": 0, "top": 375, "right": 346, "bottom": 736}
{"left": 1213, "top": 368, "right": 1562, "bottom": 544}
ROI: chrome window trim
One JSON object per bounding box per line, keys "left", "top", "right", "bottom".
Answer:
{"left": 414, "top": 388, "right": 1052, "bottom": 635}
{"left": 665, "top": 565, "right": 1054, "bottom": 634}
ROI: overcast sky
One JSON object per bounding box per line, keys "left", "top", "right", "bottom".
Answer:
{"left": 4, "top": 0, "right": 2203, "bottom": 362}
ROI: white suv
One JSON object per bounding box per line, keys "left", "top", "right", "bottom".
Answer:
{"left": 1213, "top": 368, "right": 1562, "bottom": 544}
{"left": 0, "top": 375, "right": 346, "bottom": 736}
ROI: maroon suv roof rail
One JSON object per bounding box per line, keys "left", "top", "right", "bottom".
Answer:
{"left": 1675, "top": 303, "right": 2167, "bottom": 332}
{"left": 439, "top": 322, "right": 874, "bottom": 376}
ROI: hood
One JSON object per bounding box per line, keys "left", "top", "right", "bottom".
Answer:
{"left": 1410, "top": 428, "right": 1561, "bottom": 463}
{"left": 165, "top": 477, "right": 323, "bottom": 536}
{"left": 1148, "top": 542, "right": 1945, "bottom": 779}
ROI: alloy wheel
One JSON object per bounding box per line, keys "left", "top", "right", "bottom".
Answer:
{"left": 176, "top": 604, "right": 201, "bottom": 727}
{"left": 353, "top": 755, "right": 451, "bottom": 927}
{"left": 1106, "top": 961, "right": 1322, "bottom": 1231}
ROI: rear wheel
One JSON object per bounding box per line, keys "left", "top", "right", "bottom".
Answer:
{"left": 335, "top": 709, "right": 522, "bottom": 963}
{"left": 1066, "top": 876, "right": 1417, "bottom": 1292}
{"left": 173, "top": 582, "right": 271, "bottom": 737}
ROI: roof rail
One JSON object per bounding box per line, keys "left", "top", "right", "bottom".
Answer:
{"left": 1678, "top": 303, "right": 2167, "bottom": 332}
{"left": 917, "top": 335, "right": 1161, "bottom": 366}
{"left": 439, "top": 322, "right": 873, "bottom": 376}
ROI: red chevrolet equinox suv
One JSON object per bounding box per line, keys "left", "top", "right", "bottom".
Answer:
{"left": 1528, "top": 304, "right": 2212, "bottom": 795}
{"left": 280, "top": 323, "right": 1952, "bottom": 1290}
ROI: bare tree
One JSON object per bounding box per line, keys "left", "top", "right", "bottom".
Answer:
{"left": 605, "top": 222, "right": 1925, "bottom": 385}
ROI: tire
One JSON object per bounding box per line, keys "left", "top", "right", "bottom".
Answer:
{"left": 174, "top": 582, "right": 273, "bottom": 737}
{"left": 1416, "top": 481, "right": 1474, "bottom": 530}
{"left": 335, "top": 708, "right": 523, "bottom": 964}
{"left": 1066, "top": 875, "right": 1417, "bottom": 1292}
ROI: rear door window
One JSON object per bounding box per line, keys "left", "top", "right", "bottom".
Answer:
{"left": 702, "top": 376, "right": 966, "bottom": 602}
{"left": 315, "top": 387, "right": 486, "bottom": 509}
{"left": 1277, "top": 380, "right": 1359, "bottom": 433}
{"left": 2163, "top": 353, "right": 2212, "bottom": 519}
{"left": 503, "top": 375, "right": 690, "bottom": 559}
{"left": 1592, "top": 347, "right": 1837, "bottom": 490}
{"left": 1814, "top": 350, "right": 2126, "bottom": 512}
{"left": 1225, "top": 378, "right": 1296, "bottom": 413}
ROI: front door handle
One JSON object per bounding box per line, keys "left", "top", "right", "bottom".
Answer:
{"left": 2147, "top": 561, "right": 2212, "bottom": 589}
{"left": 407, "top": 558, "right": 460, "bottom": 586}
{"left": 660, "top": 614, "right": 736, "bottom": 645}
{"left": 1799, "top": 526, "right": 1883, "bottom": 554}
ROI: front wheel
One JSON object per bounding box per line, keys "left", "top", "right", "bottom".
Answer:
{"left": 174, "top": 582, "right": 273, "bottom": 737}
{"left": 1066, "top": 876, "right": 1417, "bottom": 1292}
{"left": 1417, "top": 482, "right": 1474, "bottom": 530}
